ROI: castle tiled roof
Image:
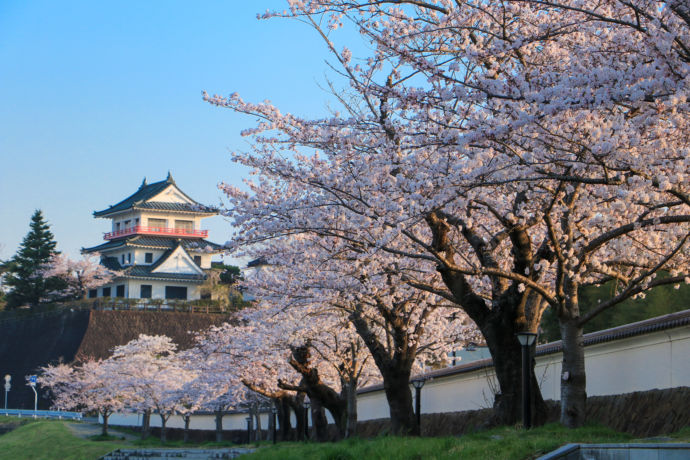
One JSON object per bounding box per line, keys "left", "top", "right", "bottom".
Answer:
{"left": 93, "top": 173, "right": 216, "bottom": 217}
{"left": 83, "top": 236, "right": 223, "bottom": 254}
{"left": 100, "top": 247, "right": 207, "bottom": 283}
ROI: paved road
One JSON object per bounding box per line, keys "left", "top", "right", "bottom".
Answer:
{"left": 66, "top": 422, "right": 138, "bottom": 441}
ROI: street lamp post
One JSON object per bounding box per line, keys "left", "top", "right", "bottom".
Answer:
{"left": 411, "top": 378, "right": 426, "bottom": 436}
{"left": 516, "top": 332, "right": 537, "bottom": 429}
{"left": 303, "top": 399, "right": 311, "bottom": 441}
{"left": 28, "top": 375, "right": 38, "bottom": 414}
{"left": 245, "top": 415, "right": 253, "bottom": 444}
{"left": 271, "top": 406, "right": 278, "bottom": 444}
{"left": 3, "top": 375, "right": 10, "bottom": 410}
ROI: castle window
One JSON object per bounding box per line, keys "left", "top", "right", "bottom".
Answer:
{"left": 194, "top": 255, "right": 202, "bottom": 266}
{"left": 175, "top": 220, "right": 194, "bottom": 231}
{"left": 127, "top": 253, "right": 131, "bottom": 264}
{"left": 165, "top": 286, "right": 187, "bottom": 300}
{"left": 116, "top": 285, "right": 125, "bottom": 297}
{"left": 149, "top": 218, "right": 167, "bottom": 229}
{"left": 88, "top": 289, "right": 97, "bottom": 299}
{"left": 102, "top": 287, "right": 111, "bottom": 297}
{"left": 140, "top": 285, "right": 152, "bottom": 299}
{"left": 145, "top": 252, "right": 153, "bottom": 263}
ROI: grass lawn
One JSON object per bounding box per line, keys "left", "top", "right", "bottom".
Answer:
{"left": 0, "top": 418, "right": 126, "bottom": 460}
{"left": 0, "top": 417, "right": 688, "bottom": 460}
{"left": 239, "top": 423, "right": 673, "bottom": 460}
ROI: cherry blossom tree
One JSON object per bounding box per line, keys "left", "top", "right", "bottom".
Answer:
{"left": 191, "top": 312, "right": 317, "bottom": 440}
{"left": 43, "top": 254, "right": 120, "bottom": 300}
{"left": 108, "top": 335, "right": 195, "bottom": 442}
{"left": 241, "top": 295, "right": 382, "bottom": 439}
{"left": 37, "top": 363, "right": 78, "bottom": 411}
{"left": 39, "top": 359, "right": 125, "bottom": 436}
{"left": 207, "top": 0, "right": 689, "bottom": 429}
{"left": 232, "top": 232, "right": 479, "bottom": 435}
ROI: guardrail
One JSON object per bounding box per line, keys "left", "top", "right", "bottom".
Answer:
{"left": 0, "top": 409, "right": 82, "bottom": 420}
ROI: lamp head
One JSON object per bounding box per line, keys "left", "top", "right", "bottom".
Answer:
{"left": 411, "top": 378, "right": 426, "bottom": 390}
{"left": 516, "top": 332, "right": 537, "bottom": 346}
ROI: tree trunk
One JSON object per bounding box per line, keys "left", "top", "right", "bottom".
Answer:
{"left": 559, "top": 318, "right": 587, "bottom": 427}
{"left": 159, "top": 414, "right": 167, "bottom": 443}
{"left": 285, "top": 345, "right": 348, "bottom": 438}
{"left": 381, "top": 367, "right": 416, "bottom": 435}
{"left": 101, "top": 412, "right": 109, "bottom": 437}
{"left": 215, "top": 410, "right": 224, "bottom": 442}
{"left": 483, "top": 321, "right": 548, "bottom": 427}
{"left": 310, "top": 399, "right": 329, "bottom": 442}
{"left": 253, "top": 408, "right": 262, "bottom": 442}
{"left": 268, "top": 405, "right": 275, "bottom": 442}
{"left": 141, "top": 410, "right": 151, "bottom": 440}
{"left": 344, "top": 380, "right": 358, "bottom": 438}
{"left": 348, "top": 308, "right": 416, "bottom": 435}
{"left": 428, "top": 212, "right": 549, "bottom": 427}
{"left": 278, "top": 397, "right": 293, "bottom": 441}
{"left": 291, "top": 401, "right": 306, "bottom": 441}
{"left": 183, "top": 415, "right": 190, "bottom": 443}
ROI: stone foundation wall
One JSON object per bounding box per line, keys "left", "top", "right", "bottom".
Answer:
{"left": 357, "top": 387, "right": 690, "bottom": 438}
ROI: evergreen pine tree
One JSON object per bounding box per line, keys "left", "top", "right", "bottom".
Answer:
{"left": 6, "top": 210, "right": 60, "bottom": 308}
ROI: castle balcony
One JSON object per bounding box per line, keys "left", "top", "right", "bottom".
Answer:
{"left": 104, "top": 225, "right": 208, "bottom": 240}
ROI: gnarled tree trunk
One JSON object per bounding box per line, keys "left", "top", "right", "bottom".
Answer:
{"left": 277, "top": 396, "right": 293, "bottom": 441}
{"left": 183, "top": 414, "right": 191, "bottom": 443}
{"left": 349, "top": 307, "right": 417, "bottom": 435}
{"left": 159, "top": 413, "right": 168, "bottom": 443}
{"left": 481, "top": 316, "right": 548, "bottom": 426}
{"left": 559, "top": 317, "right": 586, "bottom": 427}
{"left": 310, "top": 398, "right": 329, "bottom": 441}
{"left": 343, "top": 379, "right": 358, "bottom": 438}
{"left": 141, "top": 409, "right": 151, "bottom": 440}
{"left": 214, "top": 409, "right": 224, "bottom": 442}
{"left": 101, "top": 410, "right": 110, "bottom": 436}
{"left": 282, "top": 345, "right": 349, "bottom": 439}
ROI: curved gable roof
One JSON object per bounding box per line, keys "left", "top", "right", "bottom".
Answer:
{"left": 93, "top": 173, "right": 215, "bottom": 217}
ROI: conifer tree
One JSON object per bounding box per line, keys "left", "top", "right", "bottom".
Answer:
{"left": 6, "top": 210, "right": 61, "bottom": 308}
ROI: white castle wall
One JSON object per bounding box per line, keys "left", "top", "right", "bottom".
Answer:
{"left": 106, "top": 324, "right": 690, "bottom": 430}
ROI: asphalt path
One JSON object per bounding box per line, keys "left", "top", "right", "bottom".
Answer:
{"left": 66, "top": 421, "right": 138, "bottom": 441}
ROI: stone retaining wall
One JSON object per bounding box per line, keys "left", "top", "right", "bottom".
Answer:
{"left": 357, "top": 387, "right": 690, "bottom": 438}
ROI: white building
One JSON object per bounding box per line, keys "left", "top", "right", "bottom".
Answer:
{"left": 82, "top": 173, "right": 222, "bottom": 301}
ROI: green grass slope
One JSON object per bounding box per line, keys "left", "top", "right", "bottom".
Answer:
{"left": 241, "top": 424, "right": 636, "bottom": 460}
{"left": 0, "top": 419, "right": 124, "bottom": 460}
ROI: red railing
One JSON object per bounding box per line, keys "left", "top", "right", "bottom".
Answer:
{"left": 104, "top": 225, "right": 208, "bottom": 240}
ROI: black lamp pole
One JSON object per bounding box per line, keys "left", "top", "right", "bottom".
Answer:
{"left": 411, "top": 378, "right": 426, "bottom": 436}
{"left": 516, "top": 332, "right": 537, "bottom": 429}
{"left": 303, "top": 400, "right": 311, "bottom": 441}
{"left": 271, "top": 406, "right": 278, "bottom": 444}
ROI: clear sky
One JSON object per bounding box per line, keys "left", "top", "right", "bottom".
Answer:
{"left": 0, "top": 0, "right": 356, "bottom": 264}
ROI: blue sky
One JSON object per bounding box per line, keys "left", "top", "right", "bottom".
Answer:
{"left": 0, "top": 1, "right": 358, "bottom": 263}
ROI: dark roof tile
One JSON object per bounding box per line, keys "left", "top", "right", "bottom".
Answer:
{"left": 134, "top": 202, "right": 217, "bottom": 213}
{"left": 357, "top": 309, "right": 690, "bottom": 395}
{"left": 83, "top": 236, "right": 222, "bottom": 254}
{"left": 98, "top": 245, "right": 207, "bottom": 283}
{"left": 93, "top": 174, "right": 216, "bottom": 217}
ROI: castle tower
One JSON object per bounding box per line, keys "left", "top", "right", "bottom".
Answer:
{"left": 82, "top": 173, "right": 222, "bottom": 301}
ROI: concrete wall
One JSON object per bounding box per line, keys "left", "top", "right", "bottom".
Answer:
{"left": 357, "top": 325, "right": 690, "bottom": 421}
{"left": 106, "top": 324, "right": 690, "bottom": 430}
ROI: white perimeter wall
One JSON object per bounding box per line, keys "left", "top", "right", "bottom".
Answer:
{"left": 107, "top": 325, "right": 690, "bottom": 430}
